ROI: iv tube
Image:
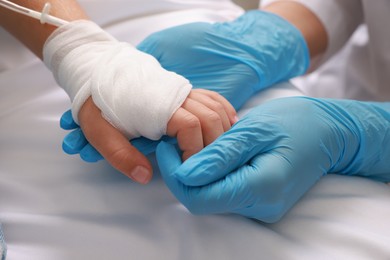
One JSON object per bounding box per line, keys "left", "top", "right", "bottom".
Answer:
{"left": 0, "top": 0, "right": 68, "bottom": 27}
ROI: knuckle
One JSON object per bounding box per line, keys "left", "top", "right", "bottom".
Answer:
{"left": 205, "top": 111, "right": 221, "bottom": 124}
{"left": 210, "top": 101, "right": 224, "bottom": 112}
{"left": 106, "top": 146, "right": 131, "bottom": 168}
{"left": 208, "top": 91, "right": 223, "bottom": 100}
{"left": 182, "top": 114, "right": 201, "bottom": 129}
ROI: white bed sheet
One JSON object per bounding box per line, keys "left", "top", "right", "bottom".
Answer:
{"left": 1, "top": 4, "right": 390, "bottom": 257}
{"left": 1, "top": 55, "right": 390, "bottom": 259}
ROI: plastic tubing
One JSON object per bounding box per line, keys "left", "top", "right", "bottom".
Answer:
{"left": 0, "top": 0, "right": 68, "bottom": 27}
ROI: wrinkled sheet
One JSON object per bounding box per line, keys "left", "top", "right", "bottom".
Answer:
{"left": 1, "top": 57, "right": 390, "bottom": 260}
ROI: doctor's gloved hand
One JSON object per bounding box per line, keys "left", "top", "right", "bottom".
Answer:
{"left": 156, "top": 97, "right": 390, "bottom": 222}
{"left": 137, "top": 10, "right": 309, "bottom": 110}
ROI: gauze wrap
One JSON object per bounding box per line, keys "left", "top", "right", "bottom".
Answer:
{"left": 43, "top": 20, "right": 192, "bottom": 140}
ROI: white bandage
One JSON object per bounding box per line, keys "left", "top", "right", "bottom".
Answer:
{"left": 43, "top": 20, "right": 192, "bottom": 140}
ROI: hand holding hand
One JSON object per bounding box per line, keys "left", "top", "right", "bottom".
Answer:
{"left": 63, "top": 89, "right": 236, "bottom": 183}
{"left": 156, "top": 97, "right": 390, "bottom": 222}
{"left": 167, "top": 89, "right": 237, "bottom": 161}
{"left": 61, "top": 10, "right": 309, "bottom": 162}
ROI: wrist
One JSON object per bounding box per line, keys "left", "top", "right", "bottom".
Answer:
{"left": 317, "top": 99, "right": 390, "bottom": 182}
{"left": 43, "top": 20, "right": 116, "bottom": 123}
{"left": 333, "top": 101, "right": 390, "bottom": 181}
{"left": 0, "top": 0, "right": 88, "bottom": 59}
{"left": 236, "top": 10, "right": 310, "bottom": 89}
{"left": 262, "top": 1, "right": 328, "bottom": 60}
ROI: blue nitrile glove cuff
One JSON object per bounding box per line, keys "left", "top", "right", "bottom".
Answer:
{"left": 328, "top": 101, "right": 390, "bottom": 182}
{"left": 212, "top": 10, "right": 310, "bottom": 90}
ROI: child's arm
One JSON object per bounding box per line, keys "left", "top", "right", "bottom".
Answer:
{"left": 0, "top": 0, "right": 88, "bottom": 58}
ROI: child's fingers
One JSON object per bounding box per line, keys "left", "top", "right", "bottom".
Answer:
{"left": 194, "top": 89, "right": 238, "bottom": 124}
{"left": 188, "top": 90, "right": 232, "bottom": 131}
{"left": 167, "top": 89, "right": 236, "bottom": 160}
{"left": 166, "top": 107, "right": 204, "bottom": 161}
{"left": 78, "top": 97, "right": 153, "bottom": 184}
{"left": 181, "top": 97, "right": 225, "bottom": 146}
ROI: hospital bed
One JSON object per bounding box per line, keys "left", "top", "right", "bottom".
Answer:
{"left": 1, "top": 8, "right": 390, "bottom": 260}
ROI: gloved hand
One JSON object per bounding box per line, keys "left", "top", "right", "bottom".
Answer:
{"left": 60, "top": 10, "right": 309, "bottom": 161}
{"left": 156, "top": 97, "right": 390, "bottom": 223}
{"left": 138, "top": 10, "right": 309, "bottom": 109}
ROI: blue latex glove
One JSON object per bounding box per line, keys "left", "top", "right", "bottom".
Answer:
{"left": 60, "top": 10, "right": 309, "bottom": 162}
{"left": 156, "top": 97, "right": 390, "bottom": 223}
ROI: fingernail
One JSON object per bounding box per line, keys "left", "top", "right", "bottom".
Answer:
{"left": 233, "top": 116, "right": 239, "bottom": 124}
{"left": 130, "top": 166, "right": 151, "bottom": 184}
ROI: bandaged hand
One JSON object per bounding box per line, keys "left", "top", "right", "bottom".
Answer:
{"left": 44, "top": 20, "right": 191, "bottom": 140}
{"left": 75, "top": 89, "right": 236, "bottom": 183}
{"left": 76, "top": 87, "right": 236, "bottom": 184}
{"left": 62, "top": 88, "right": 237, "bottom": 163}
{"left": 157, "top": 97, "right": 390, "bottom": 222}
{"left": 45, "top": 20, "right": 236, "bottom": 182}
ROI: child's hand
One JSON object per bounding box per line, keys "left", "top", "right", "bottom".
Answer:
{"left": 78, "top": 97, "right": 154, "bottom": 184}
{"left": 167, "top": 89, "right": 237, "bottom": 160}
{"left": 76, "top": 90, "right": 237, "bottom": 184}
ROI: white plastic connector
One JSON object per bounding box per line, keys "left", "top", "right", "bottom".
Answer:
{"left": 40, "top": 2, "right": 51, "bottom": 24}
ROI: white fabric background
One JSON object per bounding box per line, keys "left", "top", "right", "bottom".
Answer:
{"left": 1, "top": 1, "right": 390, "bottom": 259}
